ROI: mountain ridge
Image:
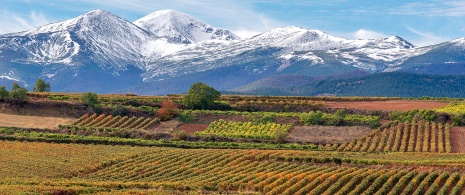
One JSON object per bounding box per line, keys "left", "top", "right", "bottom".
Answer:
{"left": 0, "top": 9, "right": 464, "bottom": 95}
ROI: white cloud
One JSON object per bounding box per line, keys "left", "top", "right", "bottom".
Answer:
{"left": 0, "top": 10, "right": 51, "bottom": 34}
{"left": 352, "top": 29, "right": 387, "bottom": 39}
{"left": 406, "top": 25, "right": 450, "bottom": 46}
{"left": 77, "top": 0, "right": 283, "bottom": 34}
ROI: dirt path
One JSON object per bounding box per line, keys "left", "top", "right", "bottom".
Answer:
{"left": 325, "top": 100, "right": 448, "bottom": 111}
{"left": 451, "top": 127, "right": 465, "bottom": 153}
{"left": 0, "top": 113, "right": 75, "bottom": 129}
{"left": 287, "top": 125, "right": 372, "bottom": 144}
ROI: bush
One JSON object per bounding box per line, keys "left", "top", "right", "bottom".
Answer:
{"left": 33, "top": 78, "right": 50, "bottom": 92}
{"left": 112, "top": 105, "right": 128, "bottom": 116}
{"left": 80, "top": 92, "right": 99, "bottom": 107}
{"left": 156, "top": 100, "right": 180, "bottom": 121}
{"left": 182, "top": 82, "right": 220, "bottom": 110}
{"left": 300, "top": 111, "right": 323, "bottom": 125}
{"left": 172, "top": 130, "right": 188, "bottom": 141}
{"left": 275, "top": 129, "right": 287, "bottom": 143}
{"left": 0, "top": 86, "right": 8, "bottom": 101}
{"left": 8, "top": 83, "right": 27, "bottom": 104}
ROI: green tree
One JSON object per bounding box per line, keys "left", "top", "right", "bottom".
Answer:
{"left": 182, "top": 82, "right": 220, "bottom": 110}
{"left": 0, "top": 86, "right": 9, "bottom": 101}
{"left": 8, "top": 83, "right": 27, "bottom": 104}
{"left": 33, "top": 78, "right": 50, "bottom": 92}
{"left": 80, "top": 92, "right": 99, "bottom": 108}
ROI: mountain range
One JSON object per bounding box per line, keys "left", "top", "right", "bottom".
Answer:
{"left": 1, "top": 9, "right": 465, "bottom": 96}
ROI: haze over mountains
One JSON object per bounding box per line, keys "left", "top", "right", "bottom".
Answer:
{"left": 1, "top": 9, "right": 465, "bottom": 96}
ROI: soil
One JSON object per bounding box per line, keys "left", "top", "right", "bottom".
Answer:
{"left": 176, "top": 123, "right": 209, "bottom": 135}
{"left": 325, "top": 100, "right": 448, "bottom": 111}
{"left": 451, "top": 127, "right": 465, "bottom": 153}
{"left": 287, "top": 125, "right": 373, "bottom": 144}
{"left": 151, "top": 120, "right": 182, "bottom": 134}
{"left": 0, "top": 113, "right": 75, "bottom": 130}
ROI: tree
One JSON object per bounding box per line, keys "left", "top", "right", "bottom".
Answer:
{"left": 157, "top": 100, "right": 180, "bottom": 121}
{"left": 0, "top": 86, "right": 9, "bottom": 101}
{"left": 8, "top": 83, "right": 27, "bottom": 104}
{"left": 33, "top": 78, "right": 50, "bottom": 92}
{"left": 80, "top": 92, "right": 99, "bottom": 108}
{"left": 182, "top": 82, "right": 220, "bottom": 109}
{"left": 11, "top": 82, "right": 21, "bottom": 91}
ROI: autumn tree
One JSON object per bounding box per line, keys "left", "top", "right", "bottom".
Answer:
{"left": 182, "top": 82, "right": 220, "bottom": 110}
{"left": 157, "top": 100, "right": 180, "bottom": 121}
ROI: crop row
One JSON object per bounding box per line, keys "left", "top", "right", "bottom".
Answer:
{"left": 71, "top": 114, "right": 160, "bottom": 130}
{"left": 82, "top": 149, "right": 465, "bottom": 194}
{"left": 339, "top": 121, "right": 452, "bottom": 153}
{"left": 181, "top": 110, "right": 380, "bottom": 127}
{"left": 194, "top": 120, "right": 292, "bottom": 140}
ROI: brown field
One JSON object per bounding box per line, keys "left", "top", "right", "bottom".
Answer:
{"left": 287, "top": 125, "right": 372, "bottom": 144}
{"left": 0, "top": 113, "right": 74, "bottom": 129}
{"left": 176, "top": 123, "right": 209, "bottom": 134}
{"left": 451, "top": 127, "right": 465, "bottom": 153}
{"left": 325, "top": 100, "right": 448, "bottom": 111}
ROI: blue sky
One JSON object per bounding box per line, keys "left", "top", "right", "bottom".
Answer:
{"left": 1, "top": 0, "right": 465, "bottom": 46}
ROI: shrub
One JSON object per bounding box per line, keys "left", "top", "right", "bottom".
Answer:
{"left": 112, "top": 105, "right": 128, "bottom": 116}
{"left": 172, "top": 130, "right": 188, "bottom": 141}
{"left": 80, "top": 92, "right": 99, "bottom": 107}
{"left": 8, "top": 83, "right": 27, "bottom": 104}
{"left": 156, "top": 100, "right": 180, "bottom": 121}
{"left": 300, "top": 111, "right": 323, "bottom": 125}
{"left": 182, "top": 82, "right": 220, "bottom": 110}
{"left": 275, "top": 129, "right": 288, "bottom": 143}
{"left": 0, "top": 86, "right": 8, "bottom": 101}
{"left": 33, "top": 78, "right": 50, "bottom": 92}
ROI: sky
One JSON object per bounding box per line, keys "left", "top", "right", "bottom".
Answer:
{"left": 1, "top": 0, "right": 465, "bottom": 46}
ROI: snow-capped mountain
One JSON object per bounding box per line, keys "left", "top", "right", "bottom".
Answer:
{"left": 1, "top": 9, "right": 150, "bottom": 69}
{"left": 134, "top": 10, "right": 239, "bottom": 44}
{"left": 0, "top": 9, "right": 464, "bottom": 94}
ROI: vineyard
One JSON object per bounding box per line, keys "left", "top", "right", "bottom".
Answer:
{"left": 79, "top": 149, "right": 465, "bottom": 194}
{"left": 61, "top": 113, "right": 160, "bottom": 131}
{"left": 339, "top": 121, "right": 452, "bottom": 153}
{"left": 3, "top": 92, "right": 465, "bottom": 194}
{"left": 194, "top": 120, "right": 292, "bottom": 140}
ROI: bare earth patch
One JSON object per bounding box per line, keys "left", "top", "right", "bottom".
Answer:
{"left": 176, "top": 123, "right": 209, "bottom": 135}
{"left": 150, "top": 120, "right": 181, "bottom": 134}
{"left": 287, "top": 125, "right": 372, "bottom": 144}
{"left": 325, "top": 100, "right": 448, "bottom": 111}
{"left": 0, "top": 113, "right": 74, "bottom": 129}
{"left": 451, "top": 127, "right": 465, "bottom": 153}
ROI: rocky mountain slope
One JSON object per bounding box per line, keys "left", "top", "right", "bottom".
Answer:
{"left": 0, "top": 9, "right": 464, "bottom": 95}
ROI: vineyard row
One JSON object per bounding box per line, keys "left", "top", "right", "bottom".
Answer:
{"left": 338, "top": 121, "right": 452, "bottom": 153}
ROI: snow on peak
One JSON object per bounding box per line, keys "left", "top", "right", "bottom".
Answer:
{"left": 134, "top": 10, "right": 239, "bottom": 44}
{"left": 247, "top": 26, "right": 352, "bottom": 51}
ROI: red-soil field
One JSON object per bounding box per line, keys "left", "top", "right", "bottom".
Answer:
{"left": 451, "top": 127, "right": 465, "bottom": 153}
{"left": 325, "top": 100, "right": 448, "bottom": 111}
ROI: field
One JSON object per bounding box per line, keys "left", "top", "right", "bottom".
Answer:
{"left": 1, "top": 93, "right": 465, "bottom": 194}
{"left": 0, "top": 113, "right": 74, "bottom": 129}
{"left": 325, "top": 100, "right": 449, "bottom": 111}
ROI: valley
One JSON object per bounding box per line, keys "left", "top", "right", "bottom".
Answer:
{"left": 0, "top": 92, "right": 464, "bottom": 194}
